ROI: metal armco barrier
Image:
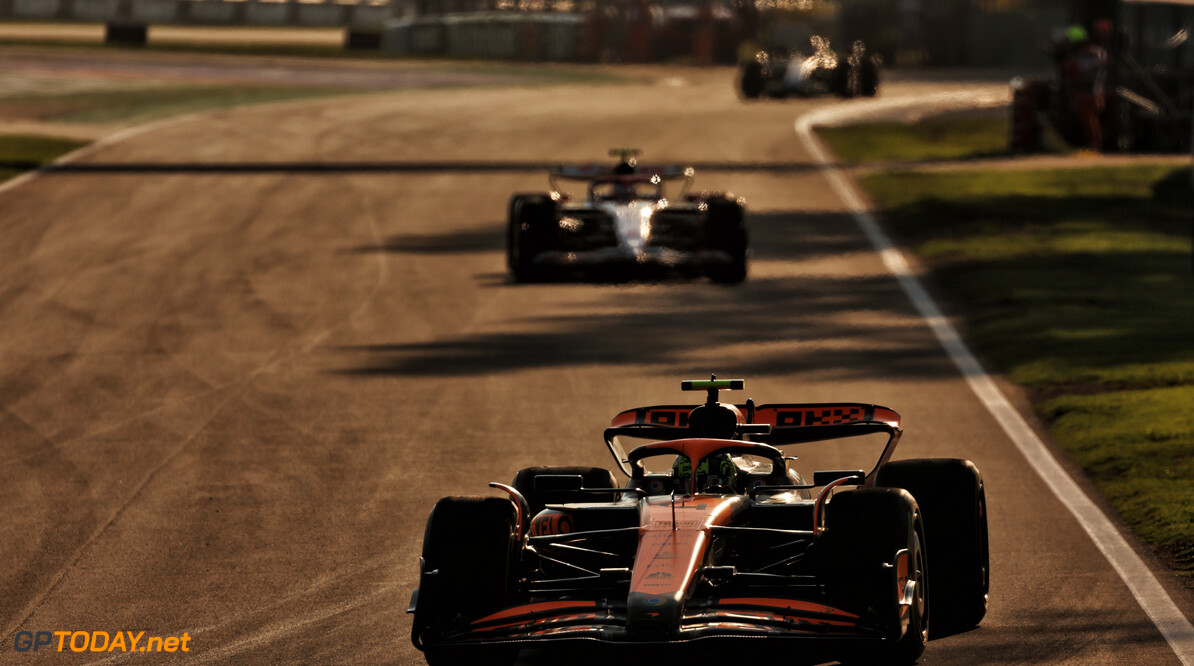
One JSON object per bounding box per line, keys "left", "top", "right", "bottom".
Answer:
{"left": 0, "top": 3, "right": 745, "bottom": 62}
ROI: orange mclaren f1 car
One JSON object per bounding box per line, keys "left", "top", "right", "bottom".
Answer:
{"left": 408, "top": 378, "right": 988, "bottom": 665}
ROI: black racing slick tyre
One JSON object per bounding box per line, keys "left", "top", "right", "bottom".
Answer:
{"left": 412, "top": 496, "right": 520, "bottom": 666}
{"left": 824, "top": 488, "right": 927, "bottom": 666}
{"left": 833, "top": 63, "right": 854, "bottom": 98}
{"left": 508, "top": 193, "right": 555, "bottom": 282}
{"left": 512, "top": 466, "right": 617, "bottom": 516}
{"left": 739, "top": 61, "right": 765, "bottom": 99}
{"left": 506, "top": 195, "right": 523, "bottom": 273}
{"left": 878, "top": 458, "right": 989, "bottom": 635}
{"left": 859, "top": 57, "right": 879, "bottom": 97}
{"left": 704, "top": 198, "right": 748, "bottom": 284}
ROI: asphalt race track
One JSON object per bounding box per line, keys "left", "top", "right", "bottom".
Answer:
{"left": 1, "top": 63, "right": 1191, "bottom": 664}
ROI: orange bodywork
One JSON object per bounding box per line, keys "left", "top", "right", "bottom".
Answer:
{"left": 448, "top": 415, "right": 909, "bottom": 646}
{"left": 630, "top": 493, "right": 737, "bottom": 601}
{"left": 411, "top": 391, "right": 926, "bottom": 653}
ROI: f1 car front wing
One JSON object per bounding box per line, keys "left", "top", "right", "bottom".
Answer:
{"left": 445, "top": 596, "right": 883, "bottom": 645}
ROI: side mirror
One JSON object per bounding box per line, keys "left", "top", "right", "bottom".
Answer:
{"left": 737, "top": 423, "right": 772, "bottom": 436}
{"left": 534, "top": 475, "right": 585, "bottom": 492}
{"left": 813, "top": 470, "right": 865, "bottom": 487}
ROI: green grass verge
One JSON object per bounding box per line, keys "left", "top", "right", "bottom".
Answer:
{"left": 0, "top": 134, "right": 88, "bottom": 162}
{"left": 1043, "top": 386, "right": 1194, "bottom": 547}
{"left": 0, "top": 51, "right": 629, "bottom": 184}
{"left": 861, "top": 166, "right": 1193, "bottom": 388}
{"left": 0, "top": 134, "right": 89, "bottom": 182}
{"left": 0, "top": 37, "right": 634, "bottom": 81}
{"left": 816, "top": 108, "right": 1014, "bottom": 162}
{"left": 0, "top": 36, "right": 350, "bottom": 59}
{"left": 0, "top": 66, "right": 625, "bottom": 127}
{"left": 0, "top": 85, "right": 366, "bottom": 124}
{"left": 845, "top": 153, "right": 1194, "bottom": 580}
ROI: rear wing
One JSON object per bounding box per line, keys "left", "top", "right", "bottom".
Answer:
{"left": 550, "top": 165, "right": 694, "bottom": 182}
{"left": 549, "top": 165, "right": 695, "bottom": 200}
{"left": 609, "top": 402, "right": 899, "bottom": 433}
{"left": 605, "top": 403, "right": 903, "bottom": 476}
{"left": 753, "top": 403, "right": 900, "bottom": 443}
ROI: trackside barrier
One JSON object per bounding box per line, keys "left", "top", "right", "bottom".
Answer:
{"left": 400, "top": 18, "right": 444, "bottom": 54}
{"left": 13, "top": 0, "right": 58, "bottom": 19}
{"left": 296, "top": 2, "right": 342, "bottom": 26}
{"left": 244, "top": 2, "right": 289, "bottom": 25}
{"left": 391, "top": 11, "right": 584, "bottom": 61}
{"left": 2, "top": 0, "right": 407, "bottom": 35}
{"left": 132, "top": 0, "right": 176, "bottom": 23}
{"left": 76, "top": 0, "right": 120, "bottom": 21}
{"left": 443, "top": 12, "right": 519, "bottom": 59}
{"left": 188, "top": 1, "right": 235, "bottom": 22}
{"left": 0, "top": 4, "right": 733, "bottom": 61}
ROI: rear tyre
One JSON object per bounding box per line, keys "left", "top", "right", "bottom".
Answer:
{"left": 508, "top": 193, "right": 555, "bottom": 282}
{"left": 739, "top": 61, "right": 765, "bottom": 99}
{"left": 704, "top": 198, "right": 747, "bottom": 284}
{"left": 878, "top": 458, "right": 988, "bottom": 635}
{"left": 833, "top": 63, "right": 854, "bottom": 98}
{"left": 824, "top": 488, "right": 927, "bottom": 665}
{"left": 506, "top": 195, "right": 523, "bottom": 273}
{"left": 513, "top": 466, "right": 617, "bottom": 516}
{"left": 859, "top": 57, "right": 880, "bottom": 97}
{"left": 412, "top": 496, "right": 520, "bottom": 665}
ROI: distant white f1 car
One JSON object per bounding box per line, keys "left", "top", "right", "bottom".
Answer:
{"left": 508, "top": 149, "right": 748, "bottom": 283}
{"left": 739, "top": 37, "right": 880, "bottom": 99}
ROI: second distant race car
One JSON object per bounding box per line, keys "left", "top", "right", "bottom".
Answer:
{"left": 739, "top": 37, "right": 881, "bottom": 99}
{"left": 507, "top": 150, "right": 748, "bottom": 283}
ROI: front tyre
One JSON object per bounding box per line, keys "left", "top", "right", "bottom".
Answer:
{"left": 739, "top": 61, "right": 765, "bottom": 99}
{"left": 704, "top": 198, "right": 747, "bottom": 284}
{"left": 824, "top": 488, "right": 928, "bottom": 665}
{"left": 508, "top": 193, "right": 555, "bottom": 282}
{"left": 859, "top": 56, "right": 880, "bottom": 97}
{"left": 412, "top": 496, "right": 520, "bottom": 665}
{"left": 832, "top": 62, "right": 855, "bottom": 98}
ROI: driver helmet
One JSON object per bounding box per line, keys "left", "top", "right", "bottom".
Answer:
{"left": 672, "top": 453, "right": 739, "bottom": 494}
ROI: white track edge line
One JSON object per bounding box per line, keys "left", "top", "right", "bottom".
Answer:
{"left": 795, "top": 106, "right": 1194, "bottom": 665}
{"left": 0, "top": 114, "right": 194, "bottom": 198}
{"left": 0, "top": 89, "right": 384, "bottom": 199}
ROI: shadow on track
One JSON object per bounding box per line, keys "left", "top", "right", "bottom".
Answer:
{"left": 330, "top": 209, "right": 957, "bottom": 381}
{"left": 342, "top": 211, "right": 868, "bottom": 262}
{"left": 32, "top": 161, "right": 828, "bottom": 175}
{"left": 924, "top": 608, "right": 1173, "bottom": 664}
{"left": 346, "top": 227, "right": 504, "bottom": 255}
